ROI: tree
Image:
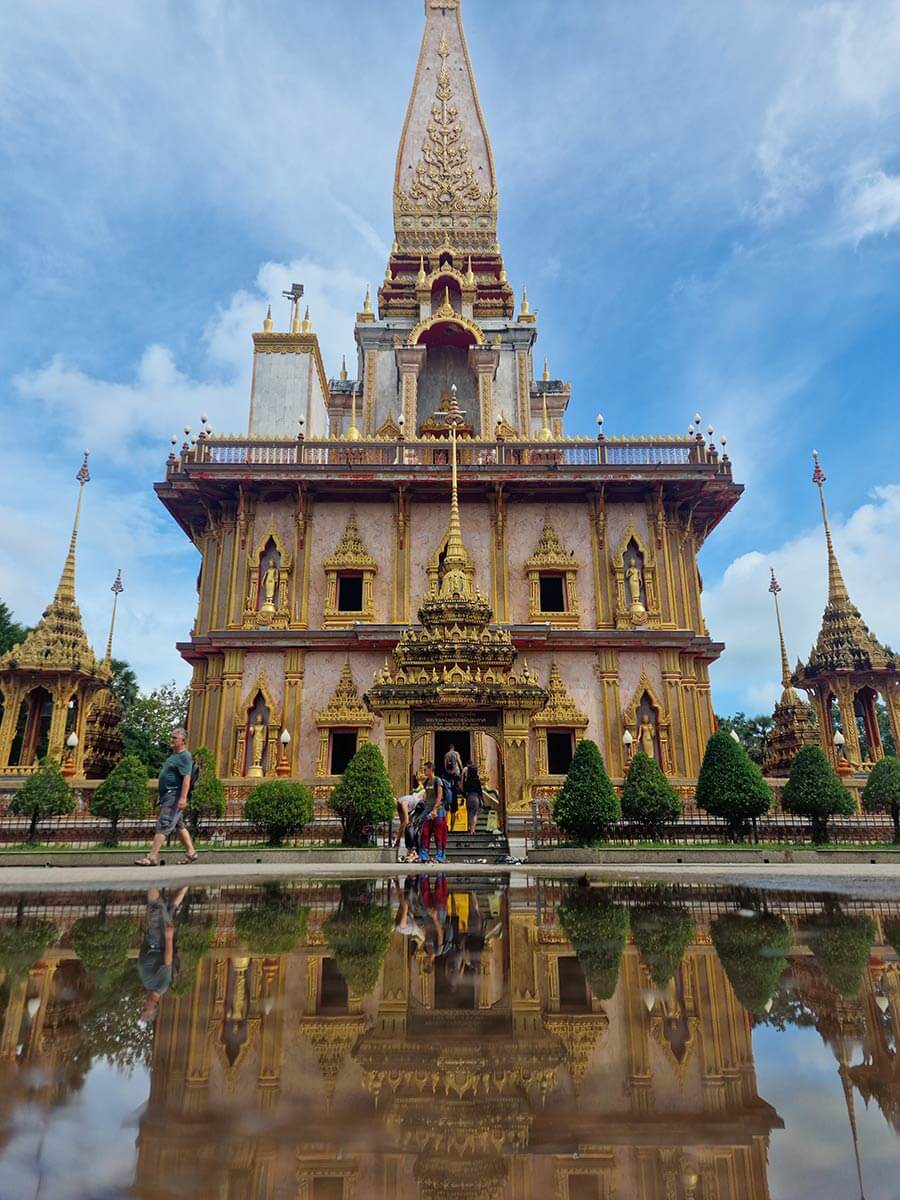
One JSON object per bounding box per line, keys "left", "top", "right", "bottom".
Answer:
{"left": 552, "top": 739, "right": 621, "bottom": 846}
{"left": 323, "top": 883, "right": 392, "bottom": 995}
{"left": 710, "top": 912, "right": 791, "bottom": 1016}
{"left": 235, "top": 886, "right": 309, "bottom": 954}
{"left": 557, "top": 887, "right": 629, "bottom": 999}
{"left": 630, "top": 903, "right": 695, "bottom": 987}
{"left": 782, "top": 744, "right": 855, "bottom": 844}
{"left": 9, "top": 757, "right": 75, "bottom": 842}
{"left": 807, "top": 906, "right": 876, "bottom": 997}
{"left": 621, "top": 751, "right": 682, "bottom": 840}
{"left": 70, "top": 914, "right": 149, "bottom": 1073}
{"left": 185, "top": 744, "right": 226, "bottom": 837}
{"left": 876, "top": 700, "right": 896, "bottom": 756}
{"left": 862, "top": 755, "right": 900, "bottom": 843}
{"left": 0, "top": 599, "right": 30, "bottom": 655}
{"left": 883, "top": 917, "right": 900, "bottom": 959}
{"left": 714, "top": 713, "right": 773, "bottom": 765}
{"left": 0, "top": 919, "right": 58, "bottom": 983}
{"left": 109, "top": 658, "right": 139, "bottom": 711}
{"left": 90, "top": 754, "right": 150, "bottom": 845}
{"left": 695, "top": 730, "right": 772, "bottom": 841}
{"left": 329, "top": 741, "right": 395, "bottom": 846}
{"left": 244, "top": 779, "right": 314, "bottom": 846}
{"left": 120, "top": 681, "right": 190, "bottom": 774}
{"left": 71, "top": 914, "right": 139, "bottom": 987}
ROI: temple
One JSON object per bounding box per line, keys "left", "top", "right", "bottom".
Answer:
{"left": 156, "top": 0, "right": 742, "bottom": 820}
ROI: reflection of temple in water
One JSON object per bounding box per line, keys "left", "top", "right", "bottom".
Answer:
{"left": 1, "top": 883, "right": 898, "bottom": 1200}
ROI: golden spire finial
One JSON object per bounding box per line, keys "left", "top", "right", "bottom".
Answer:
{"left": 444, "top": 384, "right": 467, "bottom": 570}
{"left": 363, "top": 285, "right": 372, "bottom": 315}
{"left": 542, "top": 357, "right": 550, "bottom": 382}
{"left": 262, "top": 303, "right": 273, "bottom": 333}
{"left": 339, "top": 354, "right": 348, "bottom": 382}
{"left": 520, "top": 286, "right": 530, "bottom": 317}
{"left": 105, "top": 569, "right": 123, "bottom": 663}
{"left": 536, "top": 391, "right": 553, "bottom": 441}
{"left": 811, "top": 450, "right": 850, "bottom": 607}
{"left": 291, "top": 298, "right": 302, "bottom": 334}
{"left": 302, "top": 306, "right": 312, "bottom": 334}
{"left": 346, "top": 386, "right": 361, "bottom": 441}
{"left": 768, "top": 569, "right": 793, "bottom": 692}
{"left": 465, "top": 255, "right": 476, "bottom": 286}
{"left": 56, "top": 451, "right": 91, "bottom": 605}
{"left": 417, "top": 255, "right": 427, "bottom": 286}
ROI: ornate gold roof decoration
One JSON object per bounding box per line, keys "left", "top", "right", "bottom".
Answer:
{"left": 316, "top": 659, "right": 373, "bottom": 730}
{"left": 543, "top": 1011, "right": 608, "bottom": 1087}
{"left": 764, "top": 570, "right": 818, "bottom": 776}
{"left": 525, "top": 519, "right": 578, "bottom": 571}
{"left": 298, "top": 1013, "right": 368, "bottom": 1104}
{"left": 531, "top": 664, "right": 588, "bottom": 730}
{"left": 324, "top": 513, "right": 377, "bottom": 572}
{"left": 797, "top": 453, "right": 895, "bottom": 679}
{"left": 407, "top": 289, "right": 485, "bottom": 347}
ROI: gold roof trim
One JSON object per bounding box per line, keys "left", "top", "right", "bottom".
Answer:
{"left": 316, "top": 659, "right": 373, "bottom": 729}
{"left": 525, "top": 518, "right": 579, "bottom": 571}
{"left": 324, "top": 513, "right": 377, "bottom": 572}
{"left": 531, "top": 663, "right": 588, "bottom": 730}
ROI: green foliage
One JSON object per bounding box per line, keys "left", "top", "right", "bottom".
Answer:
{"left": 782, "top": 744, "right": 855, "bottom": 843}
{"left": 244, "top": 779, "right": 314, "bottom": 845}
{"left": 621, "top": 751, "right": 682, "bottom": 838}
{"left": 120, "top": 681, "right": 190, "bottom": 774}
{"left": 323, "top": 884, "right": 393, "bottom": 995}
{"left": 329, "top": 741, "right": 395, "bottom": 846}
{"left": 714, "top": 712, "right": 774, "bottom": 765}
{"left": 630, "top": 904, "right": 695, "bottom": 987}
{"left": 9, "top": 757, "right": 75, "bottom": 841}
{"left": 74, "top": 971, "right": 152, "bottom": 1073}
{"left": 169, "top": 918, "right": 215, "bottom": 996}
{"left": 71, "top": 914, "right": 140, "bottom": 986}
{"left": 0, "top": 919, "right": 58, "bottom": 982}
{"left": 186, "top": 745, "right": 226, "bottom": 833}
{"left": 710, "top": 911, "right": 791, "bottom": 1015}
{"left": 234, "top": 887, "right": 309, "bottom": 954}
{"left": 0, "top": 599, "right": 30, "bottom": 655}
{"left": 862, "top": 755, "right": 900, "bottom": 842}
{"left": 552, "top": 739, "right": 621, "bottom": 846}
{"left": 109, "top": 659, "right": 139, "bottom": 711}
{"left": 883, "top": 917, "right": 900, "bottom": 959}
{"left": 695, "top": 731, "right": 772, "bottom": 840}
{"left": 557, "top": 887, "right": 629, "bottom": 999}
{"left": 807, "top": 907, "right": 876, "bottom": 997}
{"left": 90, "top": 754, "right": 150, "bottom": 844}
{"left": 876, "top": 701, "right": 896, "bottom": 756}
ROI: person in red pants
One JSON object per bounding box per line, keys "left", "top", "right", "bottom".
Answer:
{"left": 418, "top": 761, "right": 448, "bottom": 863}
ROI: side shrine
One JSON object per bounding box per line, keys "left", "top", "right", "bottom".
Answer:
{"left": 154, "top": 0, "right": 743, "bottom": 819}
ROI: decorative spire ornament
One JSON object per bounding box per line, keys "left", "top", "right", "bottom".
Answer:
{"left": 812, "top": 450, "right": 851, "bottom": 607}
{"left": 346, "top": 386, "right": 362, "bottom": 441}
{"left": 768, "top": 569, "right": 792, "bottom": 692}
{"left": 302, "top": 306, "right": 312, "bottom": 334}
{"left": 417, "top": 256, "right": 427, "bottom": 286}
{"left": 363, "top": 285, "right": 372, "bottom": 315}
{"left": 291, "top": 298, "right": 302, "bottom": 334}
{"left": 56, "top": 451, "right": 91, "bottom": 605}
{"left": 536, "top": 392, "right": 553, "bottom": 442}
{"left": 542, "top": 357, "right": 550, "bottom": 382}
{"left": 105, "top": 569, "right": 123, "bottom": 662}
{"left": 263, "top": 303, "right": 273, "bottom": 333}
{"left": 339, "top": 355, "right": 348, "bottom": 382}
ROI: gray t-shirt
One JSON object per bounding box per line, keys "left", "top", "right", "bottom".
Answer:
{"left": 158, "top": 749, "right": 192, "bottom": 796}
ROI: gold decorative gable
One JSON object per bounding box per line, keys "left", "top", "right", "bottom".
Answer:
{"left": 526, "top": 519, "right": 579, "bottom": 571}
{"left": 314, "top": 659, "right": 373, "bottom": 777}
{"left": 325, "top": 513, "right": 376, "bottom": 571}
{"left": 525, "top": 518, "right": 580, "bottom": 626}
{"left": 323, "top": 513, "right": 377, "bottom": 627}
{"left": 375, "top": 413, "right": 402, "bottom": 440}
{"left": 532, "top": 664, "right": 588, "bottom": 730}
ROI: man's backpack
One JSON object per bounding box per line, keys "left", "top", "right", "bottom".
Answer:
{"left": 188, "top": 759, "right": 201, "bottom": 798}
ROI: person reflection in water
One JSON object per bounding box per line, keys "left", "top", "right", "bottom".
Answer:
{"left": 138, "top": 886, "right": 188, "bottom": 1023}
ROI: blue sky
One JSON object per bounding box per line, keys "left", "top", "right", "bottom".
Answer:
{"left": 1, "top": 0, "right": 899, "bottom": 714}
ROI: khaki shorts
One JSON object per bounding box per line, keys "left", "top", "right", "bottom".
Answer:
{"left": 156, "top": 791, "right": 185, "bottom": 836}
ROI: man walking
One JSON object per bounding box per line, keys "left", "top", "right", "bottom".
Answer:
{"left": 418, "top": 760, "right": 447, "bottom": 864}
{"left": 443, "top": 743, "right": 462, "bottom": 792}
{"left": 135, "top": 727, "right": 199, "bottom": 866}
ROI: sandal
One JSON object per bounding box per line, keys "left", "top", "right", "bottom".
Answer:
{"left": 134, "top": 857, "right": 158, "bottom": 866}
{"left": 179, "top": 853, "right": 200, "bottom": 864}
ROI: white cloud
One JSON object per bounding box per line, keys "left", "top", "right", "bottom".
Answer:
{"left": 839, "top": 168, "right": 900, "bottom": 241}
{"left": 706, "top": 484, "right": 900, "bottom": 713}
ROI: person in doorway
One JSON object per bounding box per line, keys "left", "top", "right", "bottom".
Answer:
{"left": 135, "top": 728, "right": 198, "bottom": 866}
{"left": 443, "top": 743, "right": 463, "bottom": 793}
{"left": 462, "top": 759, "right": 483, "bottom": 835}
{"left": 418, "top": 760, "right": 447, "bottom": 864}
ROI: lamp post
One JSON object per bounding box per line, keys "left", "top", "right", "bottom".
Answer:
{"left": 277, "top": 728, "right": 291, "bottom": 776}
{"left": 63, "top": 731, "right": 79, "bottom": 778}
{"left": 623, "top": 728, "right": 633, "bottom": 766}
{"left": 833, "top": 728, "right": 851, "bottom": 776}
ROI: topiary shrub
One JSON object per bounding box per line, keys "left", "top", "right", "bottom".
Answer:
{"left": 323, "top": 883, "right": 393, "bottom": 995}
{"left": 9, "top": 757, "right": 75, "bottom": 842}
{"left": 234, "top": 886, "right": 309, "bottom": 955}
{"left": 244, "top": 779, "right": 314, "bottom": 846}
{"left": 806, "top": 906, "right": 876, "bottom": 997}
{"left": 90, "top": 754, "right": 150, "bottom": 845}
{"left": 710, "top": 911, "right": 791, "bottom": 1016}
{"left": 329, "top": 742, "right": 394, "bottom": 846}
{"left": 0, "top": 919, "right": 59, "bottom": 983}
{"left": 621, "top": 752, "right": 682, "bottom": 840}
{"left": 71, "top": 914, "right": 140, "bottom": 988}
{"left": 185, "top": 745, "right": 226, "bottom": 838}
{"left": 557, "top": 887, "right": 628, "bottom": 999}
{"left": 862, "top": 755, "right": 900, "bottom": 844}
{"left": 631, "top": 903, "right": 695, "bottom": 987}
{"left": 782, "top": 744, "right": 855, "bottom": 844}
{"left": 695, "top": 731, "right": 772, "bottom": 841}
{"left": 552, "top": 739, "right": 621, "bottom": 846}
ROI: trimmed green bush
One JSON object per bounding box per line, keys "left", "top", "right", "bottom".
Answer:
{"left": 0, "top": 919, "right": 58, "bottom": 983}
{"left": 185, "top": 745, "right": 226, "bottom": 836}
{"left": 695, "top": 731, "right": 772, "bottom": 841}
{"left": 9, "top": 757, "right": 75, "bottom": 842}
{"left": 862, "top": 755, "right": 900, "bottom": 843}
{"left": 90, "top": 754, "right": 150, "bottom": 845}
{"left": 557, "top": 887, "right": 628, "bottom": 999}
{"left": 244, "top": 779, "right": 314, "bottom": 846}
{"left": 807, "top": 907, "right": 876, "bottom": 997}
{"left": 71, "top": 914, "right": 140, "bottom": 987}
{"left": 329, "top": 741, "right": 395, "bottom": 846}
{"left": 621, "top": 752, "right": 682, "bottom": 839}
{"left": 782, "top": 744, "right": 855, "bottom": 844}
{"left": 235, "top": 887, "right": 309, "bottom": 954}
{"left": 552, "top": 739, "right": 621, "bottom": 846}
{"left": 323, "top": 885, "right": 393, "bottom": 995}
{"left": 631, "top": 904, "right": 695, "bottom": 987}
{"left": 710, "top": 912, "right": 791, "bottom": 1015}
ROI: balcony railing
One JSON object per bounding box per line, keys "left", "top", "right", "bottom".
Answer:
{"left": 167, "top": 432, "right": 733, "bottom": 476}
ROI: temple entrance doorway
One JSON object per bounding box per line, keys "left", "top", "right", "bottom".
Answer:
{"left": 434, "top": 730, "right": 471, "bottom": 778}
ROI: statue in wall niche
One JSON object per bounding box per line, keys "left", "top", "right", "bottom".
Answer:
{"left": 626, "top": 555, "right": 646, "bottom": 618}
{"left": 639, "top": 713, "right": 656, "bottom": 759}
{"left": 259, "top": 558, "right": 278, "bottom": 616}
{"left": 247, "top": 716, "right": 267, "bottom": 777}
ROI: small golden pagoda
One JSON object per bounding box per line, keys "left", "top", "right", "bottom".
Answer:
{"left": 0, "top": 455, "right": 111, "bottom": 778}
{"left": 793, "top": 452, "right": 900, "bottom": 769}
{"left": 762, "top": 570, "right": 818, "bottom": 776}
